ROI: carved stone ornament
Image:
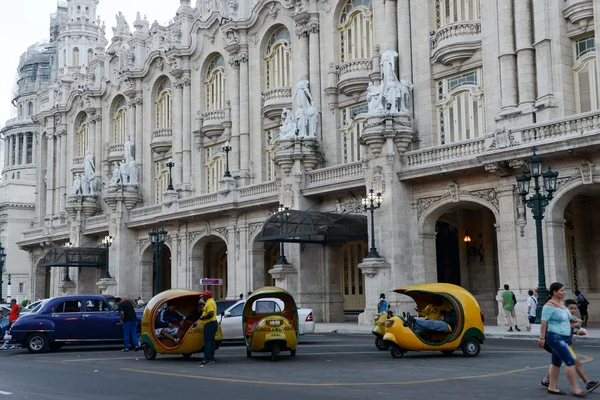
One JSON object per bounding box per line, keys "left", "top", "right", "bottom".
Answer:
{"left": 214, "top": 227, "right": 228, "bottom": 239}
{"left": 448, "top": 182, "right": 460, "bottom": 202}
{"left": 221, "top": 27, "right": 239, "bottom": 46}
{"left": 486, "top": 127, "right": 520, "bottom": 151}
{"left": 282, "top": 184, "right": 294, "bottom": 209}
{"left": 580, "top": 159, "right": 594, "bottom": 184}
{"left": 416, "top": 186, "right": 500, "bottom": 220}
{"left": 334, "top": 193, "right": 364, "bottom": 214}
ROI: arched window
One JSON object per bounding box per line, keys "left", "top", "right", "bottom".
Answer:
{"left": 76, "top": 113, "right": 89, "bottom": 156}
{"left": 112, "top": 97, "right": 127, "bottom": 143}
{"left": 574, "top": 36, "right": 598, "bottom": 113}
{"left": 154, "top": 161, "right": 169, "bottom": 204}
{"left": 265, "top": 129, "right": 280, "bottom": 181}
{"left": 340, "top": 102, "right": 368, "bottom": 163}
{"left": 87, "top": 48, "right": 94, "bottom": 65}
{"left": 264, "top": 27, "right": 291, "bottom": 89}
{"left": 73, "top": 47, "right": 80, "bottom": 66}
{"left": 28, "top": 102, "right": 33, "bottom": 116}
{"left": 338, "top": 0, "right": 373, "bottom": 63}
{"left": 436, "top": 69, "right": 484, "bottom": 145}
{"left": 435, "top": 0, "right": 480, "bottom": 28}
{"left": 205, "top": 55, "right": 226, "bottom": 111}
{"left": 205, "top": 146, "right": 225, "bottom": 192}
{"left": 155, "top": 78, "right": 172, "bottom": 129}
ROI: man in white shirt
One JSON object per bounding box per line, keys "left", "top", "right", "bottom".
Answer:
{"left": 526, "top": 289, "right": 538, "bottom": 331}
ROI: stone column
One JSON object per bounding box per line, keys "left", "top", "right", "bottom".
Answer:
{"left": 226, "top": 227, "right": 236, "bottom": 299}
{"left": 59, "top": 132, "right": 67, "bottom": 211}
{"left": 397, "top": 0, "right": 412, "bottom": 80}
{"left": 31, "top": 132, "right": 37, "bottom": 164}
{"left": 515, "top": 0, "right": 536, "bottom": 109}
{"left": 182, "top": 75, "right": 192, "bottom": 189}
{"left": 172, "top": 80, "right": 184, "bottom": 187}
{"left": 383, "top": 0, "right": 398, "bottom": 52}
{"left": 37, "top": 134, "right": 47, "bottom": 219}
{"left": 595, "top": 0, "right": 600, "bottom": 102}
{"left": 293, "top": 23, "right": 310, "bottom": 111}
{"left": 134, "top": 98, "right": 143, "bottom": 183}
{"left": 250, "top": 249, "right": 266, "bottom": 290}
{"left": 372, "top": 0, "right": 387, "bottom": 48}
{"left": 127, "top": 99, "right": 135, "bottom": 147}
{"left": 308, "top": 21, "right": 321, "bottom": 138}
{"left": 238, "top": 51, "right": 250, "bottom": 181}
{"left": 457, "top": 211, "right": 471, "bottom": 290}
{"left": 46, "top": 135, "right": 55, "bottom": 217}
{"left": 498, "top": 0, "right": 518, "bottom": 111}
{"left": 140, "top": 261, "right": 154, "bottom": 301}
{"left": 94, "top": 115, "right": 103, "bottom": 185}
{"left": 21, "top": 134, "right": 27, "bottom": 165}
{"left": 532, "top": 0, "right": 555, "bottom": 120}
{"left": 5, "top": 135, "right": 10, "bottom": 167}
{"left": 228, "top": 55, "right": 241, "bottom": 175}
{"left": 571, "top": 200, "right": 590, "bottom": 292}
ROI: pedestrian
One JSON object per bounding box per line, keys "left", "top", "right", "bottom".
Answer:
{"left": 377, "top": 293, "right": 388, "bottom": 313}
{"left": 239, "top": 293, "right": 243, "bottom": 300}
{"left": 501, "top": 284, "right": 521, "bottom": 332}
{"left": 198, "top": 290, "right": 218, "bottom": 365}
{"left": 541, "top": 299, "right": 600, "bottom": 393}
{"left": 575, "top": 290, "right": 589, "bottom": 328}
{"left": 1, "top": 299, "right": 22, "bottom": 350}
{"left": 538, "top": 282, "right": 587, "bottom": 397}
{"left": 526, "top": 289, "right": 538, "bottom": 331}
{"left": 115, "top": 297, "right": 140, "bottom": 352}
{"left": 136, "top": 296, "right": 144, "bottom": 307}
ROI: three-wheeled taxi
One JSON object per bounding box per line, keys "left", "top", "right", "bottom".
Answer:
{"left": 372, "top": 312, "right": 390, "bottom": 350}
{"left": 243, "top": 286, "right": 298, "bottom": 361}
{"left": 383, "top": 283, "right": 485, "bottom": 358}
{"left": 139, "top": 289, "right": 223, "bottom": 360}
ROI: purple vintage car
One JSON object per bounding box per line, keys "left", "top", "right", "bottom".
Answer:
{"left": 5, "top": 295, "right": 142, "bottom": 353}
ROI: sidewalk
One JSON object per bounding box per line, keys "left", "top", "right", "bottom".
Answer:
{"left": 314, "top": 322, "right": 600, "bottom": 341}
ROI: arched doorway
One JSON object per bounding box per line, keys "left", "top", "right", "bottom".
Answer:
{"left": 340, "top": 241, "right": 367, "bottom": 311}
{"left": 422, "top": 201, "right": 499, "bottom": 320}
{"left": 151, "top": 245, "right": 172, "bottom": 295}
{"left": 190, "top": 235, "right": 228, "bottom": 300}
{"left": 263, "top": 242, "right": 278, "bottom": 287}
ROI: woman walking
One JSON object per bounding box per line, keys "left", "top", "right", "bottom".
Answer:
{"left": 538, "top": 282, "right": 587, "bottom": 397}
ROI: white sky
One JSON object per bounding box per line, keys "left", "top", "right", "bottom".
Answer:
{"left": 0, "top": 0, "right": 181, "bottom": 126}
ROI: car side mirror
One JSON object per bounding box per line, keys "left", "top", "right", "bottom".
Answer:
{"left": 223, "top": 311, "right": 229, "bottom": 317}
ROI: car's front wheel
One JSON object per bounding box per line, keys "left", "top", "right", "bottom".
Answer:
{"left": 26, "top": 333, "right": 49, "bottom": 354}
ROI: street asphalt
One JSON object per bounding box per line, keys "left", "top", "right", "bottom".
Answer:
{"left": 1, "top": 334, "right": 600, "bottom": 399}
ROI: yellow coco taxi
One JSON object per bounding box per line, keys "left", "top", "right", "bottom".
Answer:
{"left": 243, "top": 286, "right": 298, "bottom": 362}
{"left": 372, "top": 312, "right": 390, "bottom": 350}
{"left": 383, "top": 283, "right": 485, "bottom": 358}
{"left": 140, "top": 289, "right": 223, "bottom": 360}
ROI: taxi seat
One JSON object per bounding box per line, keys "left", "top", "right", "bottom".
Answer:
{"left": 245, "top": 317, "right": 260, "bottom": 336}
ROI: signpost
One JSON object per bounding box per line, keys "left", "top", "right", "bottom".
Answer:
{"left": 200, "top": 278, "right": 223, "bottom": 286}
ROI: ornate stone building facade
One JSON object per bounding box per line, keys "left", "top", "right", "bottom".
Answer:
{"left": 4, "top": 0, "right": 600, "bottom": 324}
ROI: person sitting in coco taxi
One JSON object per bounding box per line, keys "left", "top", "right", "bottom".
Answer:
{"left": 415, "top": 298, "right": 452, "bottom": 321}
{"left": 155, "top": 319, "right": 180, "bottom": 344}
{"left": 407, "top": 310, "right": 456, "bottom": 333}
{"left": 156, "top": 301, "right": 186, "bottom": 328}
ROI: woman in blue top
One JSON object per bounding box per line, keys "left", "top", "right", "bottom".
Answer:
{"left": 538, "top": 282, "right": 586, "bottom": 397}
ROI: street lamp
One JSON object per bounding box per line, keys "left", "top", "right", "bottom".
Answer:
{"left": 276, "top": 204, "right": 290, "bottom": 265}
{"left": 63, "top": 242, "right": 73, "bottom": 282}
{"left": 149, "top": 225, "right": 168, "bottom": 295}
{"left": 362, "top": 189, "right": 383, "bottom": 258}
{"left": 222, "top": 140, "right": 232, "bottom": 178}
{"left": 102, "top": 235, "right": 113, "bottom": 279}
{"left": 0, "top": 243, "right": 5, "bottom": 300}
{"left": 6, "top": 274, "right": 11, "bottom": 301}
{"left": 515, "top": 147, "right": 559, "bottom": 323}
{"left": 165, "top": 158, "right": 175, "bottom": 191}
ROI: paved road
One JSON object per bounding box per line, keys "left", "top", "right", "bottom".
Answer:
{"left": 1, "top": 334, "right": 600, "bottom": 399}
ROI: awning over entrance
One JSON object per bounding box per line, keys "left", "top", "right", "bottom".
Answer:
{"left": 257, "top": 210, "right": 368, "bottom": 244}
{"left": 42, "top": 247, "right": 107, "bottom": 268}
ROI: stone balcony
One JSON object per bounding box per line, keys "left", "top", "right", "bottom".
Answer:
{"left": 563, "top": 0, "right": 594, "bottom": 37}
{"left": 337, "top": 58, "right": 372, "bottom": 96}
{"left": 151, "top": 128, "right": 173, "bottom": 154}
{"left": 430, "top": 21, "right": 482, "bottom": 66}
{"left": 303, "top": 161, "right": 365, "bottom": 196}
{"left": 261, "top": 86, "right": 292, "bottom": 120}
{"left": 107, "top": 142, "right": 124, "bottom": 161}
{"left": 201, "top": 108, "right": 228, "bottom": 139}
{"left": 400, "top": 110, "right": 600, "bottom": 180}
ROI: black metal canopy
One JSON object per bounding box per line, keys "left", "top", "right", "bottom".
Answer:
{"left": 257, "top": 210, "right": 368, "bottom": 244}
{"left": 42, "top": 246, "right": 107, "bottom": 268}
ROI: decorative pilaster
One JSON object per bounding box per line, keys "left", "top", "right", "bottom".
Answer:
{"left": 182, "top": 74, "right": 192, "bottom": 191}
{"left": 227, "top": 50, "right": 241, "bottom": 176}
{"left": 238, "top": 50, "right": 250, "bottom": 182}
{"left": 172, "top": 78, "right": 184, "bottom": 187}
{"left": 497, "top": 0, "right": 518, "bottom": 113}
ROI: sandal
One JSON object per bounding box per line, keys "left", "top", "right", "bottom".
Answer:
{"left": 547, "top": 389, "right": 567, "bottom": 395}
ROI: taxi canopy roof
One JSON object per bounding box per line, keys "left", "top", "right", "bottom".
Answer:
{"left": 393, "top": 283, "right": 479, "bottom": 311}
{"left": 244, "top": 286, "right": 297, "bottom": 315}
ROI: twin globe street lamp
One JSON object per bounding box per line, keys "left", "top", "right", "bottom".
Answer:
{"left": 515, "top": 147, "right": 559, "bottom": 322}
{"left": 362, "top": 189, "right": 383, "bottom": 259}
{"left": 102, "top": 235, "right": 113, "bottom": 279}
{"left": 276, "top": 204, "right": 290, "bottom": 265}
{"left": 0, "top": 242, "right": 6, "bottom": 300}
{"left": 149, "top": 225, "right": 168, "bottom": 295}
{"left": 63, "top": 242, "right": 73, "bottom": 282}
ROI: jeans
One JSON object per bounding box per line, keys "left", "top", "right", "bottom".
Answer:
{"left": 414, "top": 319, "right": 451, "bottom": 332}
{"left": 203, "top": 321, "right": 218, "bottom": 362}
{"left": 123, "top": 321, "right": 139, "bottom": 349}
{"left": 546, "top": 332, "right": 575, "bottom": 367}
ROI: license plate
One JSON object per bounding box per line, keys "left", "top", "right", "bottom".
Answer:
{"left": 3, "top": 334, "right": 11, "bottom": 340}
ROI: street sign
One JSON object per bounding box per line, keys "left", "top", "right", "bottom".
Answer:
{"left": 200, "top": 278, "right": 223, "bottom": 285}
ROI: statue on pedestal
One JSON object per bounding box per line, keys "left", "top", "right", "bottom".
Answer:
{"left": 280, "top": 108, "right": 296, "bottom": 139}
{"left": 293, "top": 75, "right": 313, "bottom": 111}
{"left": 296, "top": 104, "right": 308, "bottom": 137}
{"left": 367, "top": 82, "right": 384, "bottom": 114}
{"left": 81, "top": 174, "right": 90, "bottom": 195}
{"left": 71, "top": 174, "right": 82, "bottom": 195}
{"left": 307, "top": 104, "right": 318, "bottom": 138}
{"left": 83, "top": 153, "right": 97, "bottom": 195}
{"left": 109, "top": 162, "right": 122, "bottom": 186}
{"left": 399, "top": 74, "right": 414, "bottom": 113}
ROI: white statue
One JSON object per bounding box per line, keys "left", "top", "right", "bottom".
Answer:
{"left": 109, "top": 162, "right": 122, "bottom": 185}
{"left": 84, "top": 153, "right": 95, "bottom": 180}
{"left": 380, "top": 43, "right": 399, "bottom": 89}
{"left": 113, "top": 11, "right": 131, "bottom": 35}
{"left": 81, "top": 174, "right": 90, "bottom": 195}
{"left": 128, "top": 161, "right": 139, "bottom": 185}
{"left": 124, "top": 135, "right": 133, "bottom": 164}
{"left": 280, "top": 108, "right": 296, "bottom": 139}
{"left": 307, "top": 104, "right": 318, "bottom": 138}
{"left": 293, "top": 75, "right": 313, "bottom": 110}
{"left": 367, "top": 82, "right": 384, "bottom": 114}
{"left": 386, "top": 80, "right": 401, "bottom": 112}
{"left": 71, "top": 174, "right": 82, "bottom": 195}
{"left": 120, "top": 161, "right": 130, "bottom": 184}
{"left": 399, "top": 74, "right": 414, "bottom": 112}
{"left": 296, "top": 104, "right": 308, "bottom": 137}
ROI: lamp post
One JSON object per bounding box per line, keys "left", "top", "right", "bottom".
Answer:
{"left": 515, "top": 147, "right": 559, "bottom": 323}
{"left": 165, "top": 158, "right": 175, "bottom": 191}
{"left": 276, "top": 204, "right": 290, "bottom": 265}
{"left": 6, "top": 274, "right": 11, "bottom": 301}
{"left": 222, "top": 140, "right": 232, "bottom": 178}
{"left": 0, "top": 243, "right": 5, "bottom": 300}
{"left": 63, "top": 242, "right": 73, "bottom": 282}
{"left": 149, "top": 225, "right": 168, "bottom": 295}
{"left": 362, "top": 189, "right": 383, "bottom": 259}
{"left": 102, "top": 235, "right": 113, "bottom": 279}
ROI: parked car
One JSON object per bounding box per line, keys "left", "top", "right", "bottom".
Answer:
{"left": 4, "top": 295, "right": 143, "bottom": 353}
{"left": 219, "top": 299, "right": 315, "bottom": 340}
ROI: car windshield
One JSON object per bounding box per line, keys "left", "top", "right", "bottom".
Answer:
{"left": 106, "top": 298, "right": 117, "bottom": 311}
{"left": 216, "top": 300, "right": 237, "bottom": 315}
{"left": 29, "top": 300, "right": 48, "bottom": 313}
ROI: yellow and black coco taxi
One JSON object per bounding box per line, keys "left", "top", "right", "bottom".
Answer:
{"left": 383, "top": 283, "right": 485, "bottom": 358}
{"left": 139, "top": 289, "right": 223, "bottom": 360}
{"left": 243, "top": 286, "right": 298, "bottom": 361}
{"left": 372, "top": 311, "right": 390, "bottom": 350}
